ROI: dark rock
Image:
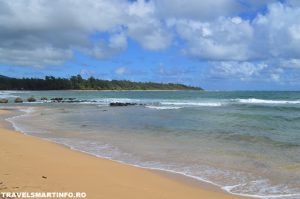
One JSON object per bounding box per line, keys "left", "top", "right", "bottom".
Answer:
{"left": 42, "top": 176, "right": 47, "bottom": 179}
{"left": 62, "top": 100, "right": 79, "bottom": 103}
{"left": 41, "top": 97, "right": 48, "bottom": 101}
{"left": 109, "top": 102, "right": 138, "bottom": 106}
{"left": 61, "top": 99, "right": 97, "bottom": 103}
{"left": 51, "top": 98, "right": 63, "bottom": 102}
{"left": 64, "top": 98, "right": 76, "bottom": 101}
{"left": 27, "top": 97, "right": 36, "bottom": 102}
{"left": 0, "top": 99, "right": 8, "bottom": 103}
{"left": 14, "top": 98, "right": 23, "bottom": 103}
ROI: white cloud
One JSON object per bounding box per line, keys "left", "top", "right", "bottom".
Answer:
{"left": 280, "top": 59, "right": 300, "bottom": 69}
{"left": 171, "top": 2, "right": 300, "bottom": 64}
{"left": 210, "top": 61, "right": 268, "bottom": 80}
{"left": 288, "top": 25, "right": 300, "bottom": 40}
{"left": 82, "top": 33, "right": 128, "bottom": 60}
{"left": 127, "top": 19, "right": 172, "bottom": 50}
{"left": 0, "top": 0, "right": 172, "bottom": 66}
{"left": 0, "top": 47, "right": 72, "bottom": 67}
{"left": 154, "top": 0, "right": 243, "bottom": 20}
{"left": 115, "top": 67, "right": 128, "bottom": 75}
{"left": 231, "top": 17, "right": 242, "bottom": 24}
{"left": 174, "top": 17, "right": 254, "bottom": 61}
{"left": 252, "top": 2, "right": 300, "bottom": 59}
{"left": 287, "top": 0, "right": 300, "bottom": 7}
{"left": 1, "top": 0, "right": 300, "bottom": 88}
{"left": 0, "top": 0, "right": 129, "bottom": 66}
{"left": 126, "top": 0, "right": 172, "bottom": 50}
{"left": 270, "top": 73, "right": 280, "bottom": 81}
{"left": 109, "top": 33, "right": 128, "bottom": 50}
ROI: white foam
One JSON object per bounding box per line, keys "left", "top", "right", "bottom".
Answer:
{"left": 161, "top": 102, "right": 223, "bottom": 107}
{"left": 236, "top": 98, "right": 300, "bottom": 105}
{"left": 40, "top": 135, "right": 300, "bottom": 199}
{"left": 6, "top": 118, "right": 300, "bottom": 199}
{"left": 3, "top": 102, "right": 300, "bottom": 199}
{"left": 93, "top": 98, "right": 141, "bottom": 103}
{"left": 223, "top": 180, "right": 300, "bottom": 198}
{"left": 52, "top": 139, "right": 300, "bottom": 199}
{"left": 0, "top": 91, "right": 29, "bottom": 97}
{"left": 5, "top": 107, "right": 36, "bottom": 134}
{"left": 19, "top": 107, "right": 36, "bottom": 114}
{"left": 80, "top": 98, "right": 224, "bottom": 108}
{"left": 146, "top": 106, "right": 182, "bottom": 110}
{"left": 74, "top": 98, "right": 142, "bottom": 105}
{"left": 0, "top": 91, "right": 19, "bottom": 98}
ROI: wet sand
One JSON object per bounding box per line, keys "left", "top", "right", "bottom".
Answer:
{"left": 0, "top": 109, "right": 249, "bottom": 199}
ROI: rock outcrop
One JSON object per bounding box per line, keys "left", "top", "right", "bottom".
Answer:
{"left": 109, "top": 102, "right": 138, "bottom": 106}
{"left": 0, "top": 99, "right": 8, "bottom": 103}
{"left": 27, "top": 97, "right": 36, "bottom": 102}
{"left": 14, "top": 98, "right": 23, "bottom": 103}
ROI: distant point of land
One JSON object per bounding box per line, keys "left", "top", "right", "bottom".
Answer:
{"left": 0, "top": 75, "right": 202, "bottom": 91}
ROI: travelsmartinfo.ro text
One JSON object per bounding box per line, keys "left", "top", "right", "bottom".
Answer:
{"left": 0, "top": 192, "right": 87, "bottom": 198}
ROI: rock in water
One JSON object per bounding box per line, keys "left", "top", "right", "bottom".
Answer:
{"left": 41, "top": 97, "right": 48, "bottom": 101}
{"left": 15, "top": 98, "right": 23, "bottom": 103}
{"left": 51, "top": 98, "right": 63, "bottom": 102}
{"left": 0, "top": 99, "right": 8, "bottom": 103}
{"left": 109, "top": 102, "right": 138, "bottom": 106}
{"left": 27, "top": 97, "right": 36, "bottom": 102}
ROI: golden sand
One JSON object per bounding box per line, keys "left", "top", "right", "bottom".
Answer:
{"left": 0, "top": 110, "right": 248, "bottom": 199}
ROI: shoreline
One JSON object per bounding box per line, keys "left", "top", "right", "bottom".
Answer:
{"left": 0, "top": 109, "right": 249, "bottom": 199}
{"left": 0, "top": 89, "right": 202, "bottom": 92}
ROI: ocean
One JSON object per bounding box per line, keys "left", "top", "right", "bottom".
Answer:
{"left": 1, "top": 90, "right": 300, "bottom": 199}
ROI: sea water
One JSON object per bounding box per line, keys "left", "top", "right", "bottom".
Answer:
{"left": 1, "top": 90, "right": 300, "bottom": 199}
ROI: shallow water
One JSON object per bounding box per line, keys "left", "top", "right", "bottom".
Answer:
{"left": 2, "top": 90, "right": 300, "bottom": 199}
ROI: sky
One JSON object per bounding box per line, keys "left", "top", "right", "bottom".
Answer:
{"left": 1, "top": 0, "right": 300, "bottom": 90}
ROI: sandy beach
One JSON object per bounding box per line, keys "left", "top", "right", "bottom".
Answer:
{"left": 0, "top": 109, "right": 249, "bottom": 199}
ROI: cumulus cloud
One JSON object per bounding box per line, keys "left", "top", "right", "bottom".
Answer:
{"left": 161, "top": 1, "right": 300, "bottom": 85}
{"left": 126, "top": 0, "right": 172, "bottom": 50}
{"left": 173, "top": 17, "right": 254, "bottom": 61}
{"left": 280, "top": 59, "right": 300, "bottom": 69}
{"left": 109, "top": 33, "right": 128, "bottom": 50}
{"left": 81, "top": 33, "right": 128, "bottom": 60}
{"left": 252, "top": 2, "right": 300, "bottom": 59}
{"left": 171, "top": 2, "right": 300, "bottom": 62}
{"left": 287, "top": 0, "right": 300, "bottom": 7}
{"left": 0, "top": 47, "right": 72, "bottom": 68}
{"left": 1, "top": 0, "right": 300, "bottom": 87}
{"left": 0, "top": 0, "right": 170, "bottom": 67}
{"left": 0, "top": 0, "right": 128, "bottom": 66}
{"left": 153, "top": 0, "right": 241, "bottom": 20}
{"left": 210, "top": 61, "right": 268, "bottom": 80}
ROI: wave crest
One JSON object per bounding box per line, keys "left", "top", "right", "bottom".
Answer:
{"left": 235, "top": 98, "right": 300, "bottom": 105}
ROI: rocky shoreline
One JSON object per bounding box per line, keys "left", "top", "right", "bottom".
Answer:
{"left": 0, "top": 97, "right": 144, "bottom": 107}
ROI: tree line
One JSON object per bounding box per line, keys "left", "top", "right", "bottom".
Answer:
{"left": 0, "top": 75, "right": 202, "bottom": 90}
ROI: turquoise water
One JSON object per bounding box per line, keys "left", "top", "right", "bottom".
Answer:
{"left": 1, "top": 90, "right": 300, "bottom": 198}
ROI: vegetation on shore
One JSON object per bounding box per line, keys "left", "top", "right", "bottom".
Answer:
{"left": 0, "top": 75, "right": 202, "bottom": 91}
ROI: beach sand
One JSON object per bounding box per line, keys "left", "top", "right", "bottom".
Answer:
{"left": 0, "top": 109, "right": 248, "bottom": 199}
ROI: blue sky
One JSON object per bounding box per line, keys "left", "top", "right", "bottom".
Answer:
{"left": 1, "top": 0, "right": 300, "bottom": 90}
